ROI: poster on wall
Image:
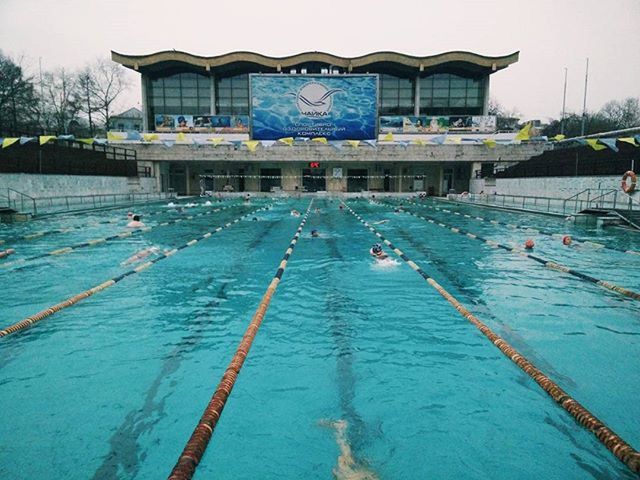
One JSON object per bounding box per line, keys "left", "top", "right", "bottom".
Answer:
{"left": 250, "top": 74, "right": 378, "bottom": 140}
{"left": 154, "top": 114, "right": 249, "bottom": 133}
{"left": 379, "top": 115, "right": 496, "bottom": 134}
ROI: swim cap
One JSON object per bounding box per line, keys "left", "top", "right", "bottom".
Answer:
{"left": 524, "top": 239, "right": 535, "bottom": 249}
{"left": 372, "top": 243, "right": 382, "bottom": 254}
{"left": 562, "top": 235, "right": 572, "bottom": 246}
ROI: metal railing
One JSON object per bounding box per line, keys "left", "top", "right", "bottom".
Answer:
{"left": 7, "top": 188, "right": 38, "bottom": 215}
{"left": 562, "top": 188, "right": 617, "bottom": 214}
{"left": 457, "top": 193, "right": 575, "bottom": 215}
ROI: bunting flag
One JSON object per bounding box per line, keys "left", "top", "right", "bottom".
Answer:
{"left": 445, "top": 137, "right": 462, "bottom": 145}
{"left": 346, "top": 140, "right": 360, "bottom": 149}
{"left": 107, "top": 131, "right": 126, "bottom": 141}
{"left": 574, "top": 138, "right": 587, "bottom": 145}
{"left": 382, "top": 132, "right": 394, "bottom": 142}
{"left": 329, "top": 140, "right": 343, "bottom": 150}
{"left": 552, "top": 134, "right": 566, "bottom": 141}
{"left": 515, "top": 122, "right": 532, "bottom": 141}
{"left": 635, "top": 134, "right": 640, "bottom": 145}
{"left": 598, "top": 138, "right": 619, "bottom": 152}
{"left": 483, "top": 139, "right": 497, "bottom": 149}
{"left": 364, "top": 139, "right": 377, "bottom": 148}
{"left": 2, "top": 137, "right": 19, "bottom": 149}
{"left": 618, "top": 137, "right": 638, "bottom": 147}
{"left": 57, "top": 134, "right": 75, "bottom": 141}
{"left": 142, "top": 133, "right": 159, "bottom": 142}
{"left": 39, "top": 135, "right": 56, "bottom": 145}
{"left": 230, "top": 140, "right": 243, "bottom": 149}
{"left": 586, "top": 139, "right": 607, "bottom": 151}
{"left": 431, "top": 135, "right": 446, "bottom": 145}
{"left": 19, "top": 136, "right": 36, "bottom": 145}
{"left": 76, "top": 138, "right": 95, "bottom": 145}
{"left": 93, "top": 138, "right": 108, "bottom": 145}
{"left": 398, "top": 140, "right": 410, "bottom": 148}
{"left": 311, "top": 137, "right": 328, "bottom": 144}
{"left": 162, "top": 140, "right": 175, "bottom": 148}
{"left": 278, "top": 137, "right": 294, "bottom": 146}
{"left": 127, "top": 131, "right": 142, "bottom": 141}
{"left": 192, "top": 137, "right": 205, "bottom": 146}
{"left": 413, "top": 139, "right": 427, "bottom": 146}
{"left": 207, "top": 137, "right": 224, "bottom": 146}
{"left": 243, "top": 140, "right": 260, "bottom": 152}
{"left": 176, "top": 132, "right": 187, "bottom": 142}
{"left": 294, "top": 137, "right": 310, "bottom": 142}
{"left": 261, "top": 140, "right": 276, "bottom": 148}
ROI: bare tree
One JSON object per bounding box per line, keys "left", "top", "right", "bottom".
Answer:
{"left": 87, "top": 58, "right": 128, "bottom": 130}
{"left": 0, "top": 51, "right": 39, "bottom": 135}
{"left": 75, "top": 67, "right": 98, "bottom": 136}
{"left": 40, "top": 68, "right": 80, "bottom": 134}
{"left": 600, "top": 97, "right": 640, "bottom": 129}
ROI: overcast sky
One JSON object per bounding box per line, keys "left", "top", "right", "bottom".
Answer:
{"left": 1, "top": 0, "right": 638, "bottom": 121}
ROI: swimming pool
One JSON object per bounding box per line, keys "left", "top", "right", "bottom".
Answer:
{"left": 1, "top": 197, "right": 638, "bottom": 479}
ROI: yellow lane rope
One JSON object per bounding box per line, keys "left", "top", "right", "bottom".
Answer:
{"left": 168, "top": 200, "right": 314, "bottom": 480}
{"left": 342, "top": 200, "right": 640, "bottom": 474}
{"left": 0, "top": 206, "right": 270, "bottom": 338}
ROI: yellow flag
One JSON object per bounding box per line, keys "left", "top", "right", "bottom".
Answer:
{"left": 446, "top": 136, "right": 462, "bottom": 144}
{"left": 107, "top": 131, "right": 126, "bottom": 141}
{"left": 346, "top": 140, "right": 360, "bottom": 149}
{"left": 552, "top": 134, "right": 565, "bottom": 141}
{"left": 278, "top": 137, "right": 294, "bottom": 146}
{"left": 311, "top": 137, "right": 328, "bottom": 144}
{"left": 39, "top": 135, "right": 56, "bottom": 145}
{"left": 2, "top": 137, "right": 19, "bottom": 149}
{"left": 176, "top": 132, "right": 187, "bottom": 142}
{"left": 382, "top": 132, "right": 394, "bottom": 142}
{"left": 515, "top": 122, "right": 532, "bottom": 141}
{"left": 207, "top": 137, "right": 224, "bottom": 146}
{"left": 413, "top": 139, "right": 426, "bottom": 146}
{"left": 142, "top": 133, "right": 159, "bottom": 142}
{"left": 76, "top": 138, "right": 95, "bottom": 145}
{"left": 243, "top": 140, "right": 260, "bottom": 152}
{"left": 618, "top": 137, "right": 637, "bottom": 146}
{"left": 483, "top": 139, "right": 497, "bottom": 149}
{"left": 586, "top": 139, "right": 607, "bottom": 151}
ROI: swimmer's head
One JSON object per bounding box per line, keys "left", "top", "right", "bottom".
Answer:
{"left": 524, "top": 239, "right": 535, "bottom": 250}
{"left": 311, "top": 229, "right": 319, "bottom": 237}
{"left": 562, "top": 235, "right": 572, "bottom": 246}
{"left": 252, "top": 217, "right": 258, "bottom": 221}
{"left": 371, "top": 243, "right": 383, "bottom": 255}
{"left": 133, "top": 215, "right": 141, "bottom": 221}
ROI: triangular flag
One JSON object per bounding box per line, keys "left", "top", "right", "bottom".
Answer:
{"left": 162, "top": 140, "right": 175, "bottom": 148}
{"left": 483, "top": 139, "right": 497, "bottom": 149}
{"left": 261, "top": 140, "right": 276, "bottom": 148}
{"left": 207, "top": 137, "right": 224, "bottom": 146}
{"left": 382, "top": 132, "right": 394, "bottom": 142}
{"left": 398, "top": 140, "right": 410, "bottom": 148}
{"left": 77, "top": 138, "right": 95, "bottom": 145}
{"left": 107, "top": 131, "right": 126, "bottom": 141}
{"left": 231, "top": 140, "right": 243, "bottom": 149}
{"left": 93, "top": 138, "right": 108, "bottom": 145}
{"left": 445, "top": 137, "right": 462, "bottom": 145}
{"left": 2, "top": 137, "right": 19, "bottom": 149}
{"left": 176, "top": 132, "right": 187, "bottom": 142}
{"left": 413, "top": 139, "right": 427, "bottom": 146}
{"left": 192, "top": 137, "right": 205, "bottom": 146}
{"left": 431, "top": 135, "right": 446, "bottom": 145}
{"left": 126, "top": 131, "right": 142, "bottom": 141}
{"left": 634, "top": 134, "right": 640, "bottom": 145}
{"left": 552, "top": 134, "right": 566, "bottom": 141}
{"left": 586, "top": 139, "right": 607, "bottom": 151}
{"left": 57, "top": 134, "right": 74, "bottom": 141}
{"left": 574, "top": 138, "right": 587, "bottom": 146}
{"left": 39, "top": 135, "right": 56, "bottom": 145}
{"left": 515, "top": 122, "right": 532, "bottom": 141}
{"left": 618, "top": 137, "right": 637, "bottom": 147}
{"left": 346, "top": 140, "right": 360, "bottom": 149}
{"left": 278, "top": 137, "right": 294, "bottom": 146}
{"left": 329, "top": 140, "right": 343, "bottom": 150}
{"left": 364, "top": 139, "right": 377, "bottom": 148}
{"left": 294, "top": 137, "right": 310, "bottom": 142}
{"left": 243, "top": 140, "right": 260, "bottom": 152}
{"left": 598, "top": 138, "right": 619, "bottom": 152}
{"left": 311, "top": 137, "right": 328, "bottom": 144}
{"left": 19, "top": 136, "right": 36, "bottom": 145}
{"left": 142, "top": 133, "right": 159, "bottom": 142}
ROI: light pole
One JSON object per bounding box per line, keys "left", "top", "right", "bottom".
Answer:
{"left": 560, "top": 67, "right": 567, "bottom": 135}
{"left": 580, "top": 58, "right": 589, "bottom": 136}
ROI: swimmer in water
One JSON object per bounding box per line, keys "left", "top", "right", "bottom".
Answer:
{"left": 369, "top": 243, "right": 388, "bottom": 260}
{"left": 372, "top": 220, "right": 389, "bottom": 225}
{"left": 291, "top": 209, "right": 301, "bottom": 217}
{"left": 311, "top": 229, "right": 319, "bottom": 238}
{"left": 127, "top": 215, "right": 145, "bottom": 228}
{"left": 121, "top": 246, "right": 160, "bottom": 265}
{"left": 321, "top": 419, "right": 379, "bottom": 480}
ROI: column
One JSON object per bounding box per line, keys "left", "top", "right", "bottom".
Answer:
{"left": 185, "top": 163, "right": 191, "bottom": 195}
{"left": 141, "top": 76, "right": 149, "bottom": 132}
{"left": 414, "top": 74, "right": 420, "bottom": 116}
{"left": 210, "top": 73, "right": 217, "bottom": 115}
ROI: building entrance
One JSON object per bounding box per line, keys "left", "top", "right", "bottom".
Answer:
{"left": 347, "top": 169, "right": 368, "bottom": 192}
{"left": 302, "top": 169, "right": 326, "bottom": 192}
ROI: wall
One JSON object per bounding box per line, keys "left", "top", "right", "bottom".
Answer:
{"left": 0, "top": 173, "right": 158, "bottom": 198}
{"left": 470, "top": 175, "right": 621, "bottom": 198}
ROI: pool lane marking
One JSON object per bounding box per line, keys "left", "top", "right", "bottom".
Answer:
{"left": 168, "top": 200, "right": 313, "bottom": 480}
{"left": 0, "top": 206, "right": 270, "bottom": 339}
{"left": 376, "top": 201, "right": 640, "bottom": 302}
{"left": 0, "top": 204, "right": 244, "bottom": 270}
{"left": 401, "top": 199, "right": 640, "bottom": 256}
{"left": 343, "top": 201, "right": 640, "bottom": 474}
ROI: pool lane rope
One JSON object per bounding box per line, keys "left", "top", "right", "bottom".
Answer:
{"left": 374, "top": 200, "right": 640, "bottom": 302}
{"left": 342, "top": 201, "right": 640, "bottom": 474}
{"left": 401, "top": 198, "right": 640, "bottom": 256}
{"left": 168, "top": 200, "right": 314, "bottom": 480}
{"left": 0, "top": 203, "right": 245, "bottom": 270}
{"left": 0, "top": 206, "right": 270, "bottom": 339}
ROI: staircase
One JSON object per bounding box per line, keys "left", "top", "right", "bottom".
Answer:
{"left": 564, "top": 188, "right": 640, "bottom": 230}
{"left": 611, "top": 209, "right": 640, "bottom": 230}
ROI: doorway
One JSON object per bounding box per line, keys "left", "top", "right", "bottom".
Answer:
{"left": 442, "top": 168, "right": 454, "bottom": 193}
{"left": 260, "top": 168, "right": 282, "bottom": 192}
{"left": 302, "top": 169, "right": 326, "bottom": 192}
{"left": 347, "top": 169, "right": 368, "bottom": 192}
{"left": 413, "top": 175, "right": 425, "bottom": 192}
{"left": 383, "top": 169, "right": 391, "bottom": 192}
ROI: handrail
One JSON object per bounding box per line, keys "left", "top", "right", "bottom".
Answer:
{"left": 7, "top": 188, "right": 37, "bottom": 215}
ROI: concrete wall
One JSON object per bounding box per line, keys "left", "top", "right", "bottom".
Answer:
{"left": 0, "top": 173, "right": 158, "bottom": 198}
{"left": 470, "top": 175, "right": 620, "bottom": 198}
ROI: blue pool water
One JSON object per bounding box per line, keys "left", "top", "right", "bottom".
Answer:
{"left": 0, "top": 197, "right": 639, "bottom": 479}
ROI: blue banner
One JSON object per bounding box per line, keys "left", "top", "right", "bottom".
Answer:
{"left": 250, "top": 74, "right": 378, "bottom": 140}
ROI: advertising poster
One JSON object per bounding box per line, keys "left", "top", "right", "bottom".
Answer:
{"left": 155, "top": 114, "right": 249, "bottom": 133}
{"left": 379, "top": 115, "right": 496, "bottom": 134}
{"left": 251, "top": 74, "right": 378, "bottom": 140}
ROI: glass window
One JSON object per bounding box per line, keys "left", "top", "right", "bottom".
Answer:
{"left": 164, "top": 88, "right": 181, "bottom": 97}
{"left": 182, "top": 88, "right": 198, "bottom": 98}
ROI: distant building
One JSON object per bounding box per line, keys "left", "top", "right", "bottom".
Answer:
{"left": 109, "top": 107, "right": 142, "bottom": 131}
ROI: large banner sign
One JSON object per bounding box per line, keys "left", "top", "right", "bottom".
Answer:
{"left": 250, "top": 74, "right": 378, "bottom": 140}
{"left": 380, "top": 115, "right": 496, "bottom": 134}
{"left": 154, "top": 114, "right": 249, "bottom": 133}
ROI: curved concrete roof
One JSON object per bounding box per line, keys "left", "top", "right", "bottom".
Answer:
{"left": 111, "top": 50, "right": 519, "bottom": 75}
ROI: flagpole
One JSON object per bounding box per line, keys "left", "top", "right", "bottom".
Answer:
{"left": 580, "top": 58, "right": 589, "bottom": 136}
{"left": 560, "top": 67, "right": 567, "bottom": 135}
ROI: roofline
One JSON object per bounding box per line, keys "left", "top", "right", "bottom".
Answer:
{"left": 111, "top": 50, "right": 519, "bottom": 73}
